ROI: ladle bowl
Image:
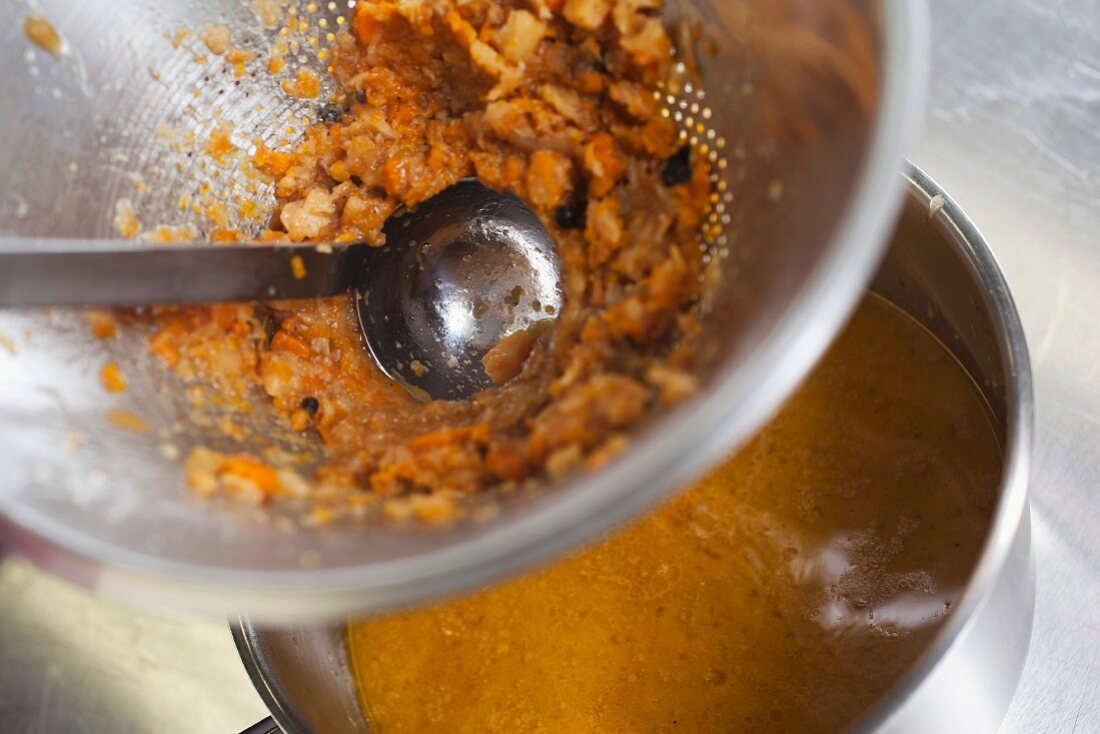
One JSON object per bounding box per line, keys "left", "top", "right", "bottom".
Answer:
{"left": 357, "top": 179, "right": 562, "bottom": 401}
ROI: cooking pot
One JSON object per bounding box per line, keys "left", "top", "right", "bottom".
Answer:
{"left": 233, "top": 167, "right": 1035, "bottom": 733}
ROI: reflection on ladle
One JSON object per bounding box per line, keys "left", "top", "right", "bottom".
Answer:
{"left": 355, "top": 179, "right": 562, "bottom": 401}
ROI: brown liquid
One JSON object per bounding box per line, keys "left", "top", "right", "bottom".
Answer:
{"left": 347, "top": 294, "right": 1002, "bottom": 733}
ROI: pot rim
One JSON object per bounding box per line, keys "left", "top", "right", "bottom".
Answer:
{"left": 849, "top": 165, "right": 1034, "bottom": 733}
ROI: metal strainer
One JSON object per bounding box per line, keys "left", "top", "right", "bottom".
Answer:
{"left": 0, "top": 0, "right": 926, "bottom": 619}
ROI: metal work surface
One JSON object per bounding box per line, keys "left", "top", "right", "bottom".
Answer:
{"left": 0, "top": 0, "right": 1097, "bottom": 731}
{"left": 913, "top": 1, "right": 1100, "bottom": 731}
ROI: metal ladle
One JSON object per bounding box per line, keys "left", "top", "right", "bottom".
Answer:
{"left": 0, "top": 179, "right": 562, "bottom": 400}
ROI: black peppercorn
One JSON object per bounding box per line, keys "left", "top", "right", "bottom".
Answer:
{"left": 554, "top": 202, "right": 585, "bottom": 230}
{"left": 253, "top": 304, "right": 282, "bottom": 347}
{"left": 660, "top": 144, "right": 693, "bottom": 187}
{"left": 300, "top": 396, "right": 320, "bottom": 416}
{"left": 317, "top": 103, "right": 344, "bottom": 124}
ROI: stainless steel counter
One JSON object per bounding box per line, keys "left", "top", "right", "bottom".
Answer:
{"left": 0, "top": 558, "right": 268, "bottom": 732}
{"left": 2, "top": 0, "right": 1099, "bottom": 731}
{"left": 914, "top": 1, "right": 1100, "bottom": 731}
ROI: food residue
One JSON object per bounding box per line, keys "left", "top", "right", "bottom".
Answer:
{"left": 289, "top": 255, "right": 307, "bottom": 280}
{"left": 23, "top": 14, "right": 63, "bottom": 55}
{"left": 106, "top": 409, "right": 150, "bottom": 434}
{"left": 200, "top": 23, "right": 232, "bottom": 56}
{"left": 0, "top": 331, "right": 17, "bottom": 355}
{"left": 100, "top": 362, "right": 127, "bottom": 393}
{"left": 281, "top": 69, "right": 321, "bottom": 99}
{"left": 250, "top": 0, "right": 283, "bottom": 29}
{"left": 204, "top": 121, "right": 237, "bottom": 162}
{"left": 113, "top": 198, "right": 141, "bottom": 239}
{"left": 143, "top": 0, "right": 714, "bottom": 523}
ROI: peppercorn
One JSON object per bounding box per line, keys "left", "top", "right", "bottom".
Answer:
{"left": 660, "top": 144, "right": 693, "bottom": 187}
{"left": 300, "top": 396, "right": 320, "bottom": 416}
{"left": 317, "top": 103, "right": 344, "bottom": 124}
{"left": 554, "top": 202, "right": 585, "bottom": 230}
{"left": 253, "top": 304, "right": 281, "bottom": 347}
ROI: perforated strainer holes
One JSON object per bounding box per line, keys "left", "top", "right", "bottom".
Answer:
{"left": 127, "top": 2, "right": 744, "bottom": 251}
{"left": 120, "top": 0, "right": 373, "bottom": 240}
{"left": 657, "top": 58, "right": 735, "bottom": 271}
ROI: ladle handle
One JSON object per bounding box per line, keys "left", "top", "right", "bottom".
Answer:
{"left": 0, "top": 237, "right": 365, "bottom": 308}
{"left": 238, "top": 716, "right": 281, "bottom": 734}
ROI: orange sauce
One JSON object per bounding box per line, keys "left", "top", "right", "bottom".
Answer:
{"left": 348, "top": 292, "right": 1002, "bottom": 733}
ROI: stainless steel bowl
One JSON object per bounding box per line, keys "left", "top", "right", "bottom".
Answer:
{"left": 0, "top": 0, "right": 926, "bottom": 618}
{"left": 232, "top": 167, "right": 1035, "bottom": 733}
